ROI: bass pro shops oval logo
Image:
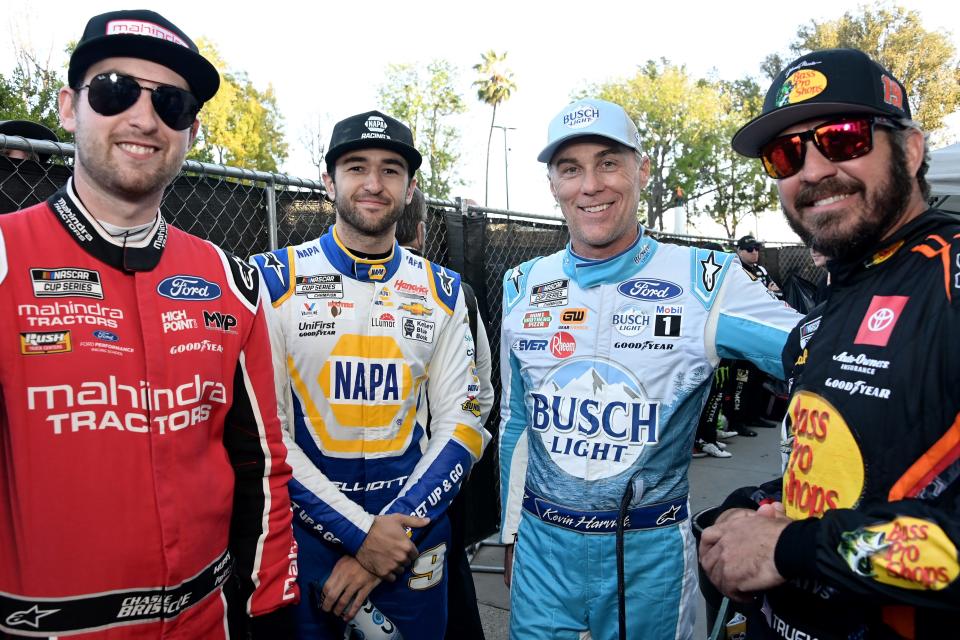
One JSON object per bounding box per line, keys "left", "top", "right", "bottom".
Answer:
{"left": 617, "top": 278, "right": 683, "bottom": 302}
{"left": 157, "top": 275, "right": 222, "bottom": 301}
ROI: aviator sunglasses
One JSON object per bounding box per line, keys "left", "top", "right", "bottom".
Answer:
{"left": 79, "top": 72, "right": 200, "bottom": 131}
{"left": 760, "top": 116, "right": 901, "bottom": 180}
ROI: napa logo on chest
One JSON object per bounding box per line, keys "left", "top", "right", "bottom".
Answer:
{"left": 530, "top": 358, "right": 660, "bottom": 480}
{"left": 317, "top": 335, "right": 414, "bottom": 428}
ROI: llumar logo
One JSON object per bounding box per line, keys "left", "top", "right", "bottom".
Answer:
{"left": 26, "top": 375, "right": 227, "bottom": 435}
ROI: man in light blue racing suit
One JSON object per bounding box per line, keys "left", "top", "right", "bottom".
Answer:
{"left": 499, "top": 99, "right": 802, "bottom": 640}
{"left": 253, "top": 110, "right": 490, "bottom": 639}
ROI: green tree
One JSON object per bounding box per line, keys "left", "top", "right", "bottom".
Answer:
{"left": 189, "top": 39, "right": 288, "bottom": 171}
{"left": 0, "top": 45, "right": 70, "bottom": 141}
{"left": 782, "top": 3, "right": 960, "bottom": 132}
{"left": 472, "top": 50, "right": 516, "bottom": 206}
{"left": 692, "top": 78, "right": 778, "bottom": 238}
{"left": 592, "top": 60, "right": 723, "bottom": 230}
{"left": 378, "top": 60, "right": 466, "bottom": 199}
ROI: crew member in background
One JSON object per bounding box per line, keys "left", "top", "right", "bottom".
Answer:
{"left": 252, "top": 110, "right": 490, "bottom": 639}
{"left": 0, "top": 119, "right": 59, "bottom": 163}
{"left": 0, "top": 10, "right": 298, "bottom": 638}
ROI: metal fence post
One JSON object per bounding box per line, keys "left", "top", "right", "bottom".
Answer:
{"left": 265, "top": 178, "right": 278, "bottom": 251}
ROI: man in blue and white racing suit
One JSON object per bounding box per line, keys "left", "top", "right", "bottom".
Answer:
{"left": 500, "top": 99, "right": 801, "bottom": 640}
{"left": 253, "top": 110, "right": 490, "bottom": 639}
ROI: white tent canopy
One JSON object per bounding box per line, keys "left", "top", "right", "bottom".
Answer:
{"left": 928, "top": 142, "right": 960, "bottom": 213}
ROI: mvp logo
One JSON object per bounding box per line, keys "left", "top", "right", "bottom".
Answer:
{"left": 203, "top": 311, "right": 237, "bottom": 332}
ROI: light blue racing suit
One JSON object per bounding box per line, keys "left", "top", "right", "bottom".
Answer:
{"left": 500, "top": 230, "right": 800, "bottom": 640}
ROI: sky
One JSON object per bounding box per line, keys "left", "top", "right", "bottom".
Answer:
{"left": 3, "top": 0, "right": 959, "bottom": 241}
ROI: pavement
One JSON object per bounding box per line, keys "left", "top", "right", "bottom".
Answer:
{"left": 469, "top": 421, "right": 784, "bottom": 640}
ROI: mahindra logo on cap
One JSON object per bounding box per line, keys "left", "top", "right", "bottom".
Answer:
{"left": 365, "top": 116, "right": 387, "bottom": 133}
{"left": 106, "top": 20, "right": 188, "bottom": 48}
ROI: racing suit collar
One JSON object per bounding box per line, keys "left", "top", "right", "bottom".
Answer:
{"left": 562, "top": 225, "right": 655, "bottom": 288}
{"left": 829, "top": 208, "right": 947, "bottom": 285}
{"left": 319, "top": 224, "right": 402, "bottom": 283}
{"left": 45, "top": 179, "right": 167, "bottom": 272}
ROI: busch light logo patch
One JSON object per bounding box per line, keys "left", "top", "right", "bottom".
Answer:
{"left": 612, "top": 305, "right": 650, "bottom": 336}
{"left": 562, "top": 104, "right": 600, "bottom": 129}
{"left": 157, "top": 276, "right": 222, "bottom": 301}
{"left": 530, "top": 358, "right": 659, "bottom": 479}
{"left": 617, "top": 278, "right": 682, "bottom": 302}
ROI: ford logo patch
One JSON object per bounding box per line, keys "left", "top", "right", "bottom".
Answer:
{"left": 157, "top": 275, "right": 222, "bottom": 301}
{"left": 617, "top": 278, "right": 683, "bottom": 301}
{"left": 93, "top": 330, "right": 119, "bottom": 342}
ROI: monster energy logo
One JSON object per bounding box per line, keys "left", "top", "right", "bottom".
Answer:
{"left": 714, "top": 365, "right": 730, "bottom": 385}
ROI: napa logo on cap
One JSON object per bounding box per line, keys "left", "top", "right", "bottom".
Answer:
{"left": 776, "top": 68, "right": 828, "bottom": 107}
{"left": 365, "top": 115, "right": 388, "bottom": 133}
{"left": 562, "top": 104, "right": 601, "bottom": 129}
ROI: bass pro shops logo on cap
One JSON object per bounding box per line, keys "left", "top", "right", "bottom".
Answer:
{"left": 776, "top": 63, "right": 828, "bottom": 107}
{"left": 562, "top": 104, "right": 601, "bottom": 129}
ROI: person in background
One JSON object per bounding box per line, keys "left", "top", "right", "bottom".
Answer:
{"left": 0, "top": 119, "right": 59, "bottom": 163}
{"left": 700, "top": 48, "right": 960, "bottom": 639}
{"left": 0, "top": 10, "right": 298, "bottom": 638}
{"left": 396, "top": 187, "right": 493, "bottom": 640}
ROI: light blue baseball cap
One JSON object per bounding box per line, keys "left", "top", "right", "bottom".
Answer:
{"left": 537, "top": 98, "right": 642, "bottom": 163}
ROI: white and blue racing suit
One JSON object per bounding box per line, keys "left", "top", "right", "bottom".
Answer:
{"left": 500, "top": 230, "right": 800, "bottom": 640}
{"left": 252, "top": 227, "right": 490, "bottom": 639}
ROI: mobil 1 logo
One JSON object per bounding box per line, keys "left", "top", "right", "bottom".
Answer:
{"left": 653, "top": 304, "right": 682, "bottom": 338}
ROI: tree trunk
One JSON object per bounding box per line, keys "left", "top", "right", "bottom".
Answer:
{"left": 484, "top": 104, "right": 497, "bottom": 206}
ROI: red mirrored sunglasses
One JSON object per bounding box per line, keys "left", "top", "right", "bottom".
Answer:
{"left": 760, "top": 116, "right": 901, "bottom": 179}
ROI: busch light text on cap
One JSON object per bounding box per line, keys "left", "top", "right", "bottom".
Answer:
{"left": 563, "top": 105, "right": 601, "bottom": 129}
{"left": 538, "top": 98, "right": 642, "bottom": 163}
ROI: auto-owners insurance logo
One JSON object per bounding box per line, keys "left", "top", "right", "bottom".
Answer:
{"left": 617, "top": 278, "right": 683, "bottom": 302}
{"left": 157, "top": 275, "right": 222, "bottom": 301}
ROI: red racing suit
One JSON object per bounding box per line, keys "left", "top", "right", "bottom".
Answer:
{"left": 718, "top": 210, "right": 960, "bottom": 639}
{"left": 0, "top": 183, "right": 298, "bottom": 638}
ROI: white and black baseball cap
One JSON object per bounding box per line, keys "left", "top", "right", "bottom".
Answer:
{"left": 538, "top": 99, "right": 642, "bottom": 163}
{"left": 69, "top": 9, "right": 220, "bottom": 103}
{"left": 325, "top": 110, "right": 422, "bottom": 175}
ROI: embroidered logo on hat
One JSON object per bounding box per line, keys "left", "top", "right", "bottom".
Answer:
{"left": 105, "top": 19, "right": 188, "bottom": 47}
{"left": 365, "top": 115, "right": 388, "bottom": 133}
{"left": 562, "top": 105, "right": 601, "bottom": 129}
{"left": 775, "top": 69, "right": 828, "bottom": 107}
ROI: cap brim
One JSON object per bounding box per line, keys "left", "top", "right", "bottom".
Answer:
{"left": 731, "top": 102, "right": 889, "bottom": 157}
{"left": 0, "top": 120, "right": 58, "bottom": 142}
{"left": 326, "top": 139, "right": 423, "bottom": 174}
{"left": 69, "top": 35, "right": 220, "bottom": 103}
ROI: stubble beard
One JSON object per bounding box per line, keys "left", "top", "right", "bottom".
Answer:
{"left": 782, "top": 142, "right": 913, "bottom": 260}
{"left": 336, "top": 193, "right": 404, "bottom": 238}
{"left": 74, "top": 127, "right": 183, "bottom": 202}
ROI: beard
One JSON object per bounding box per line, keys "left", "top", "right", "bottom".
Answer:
{"left": 781, "top": 139, "right": 913, "bottom": 260}
{"left": 74, "top": 126, "right": 183, "bottom": 202}
{"left": 335, "top": 191, "right": 405, "bottom": 237}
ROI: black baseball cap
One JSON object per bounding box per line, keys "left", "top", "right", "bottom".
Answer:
{"left": 325, "top": 110, "right": 422, "bottom": 175}
{"left": 737, "top": 235, "right": 763, "bottom": 251}
{"left": 732, "top": 48, "right": 911, "bottom": 157}
{"left": 0, "top": 120, "right": 60, "bottom": 163}
{"left": 69, "top": 10, "right": 219, "bottom": 104}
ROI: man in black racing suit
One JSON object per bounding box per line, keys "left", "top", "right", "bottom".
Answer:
{"left": 699, "top": 48, "right": 960, "bottom": 639}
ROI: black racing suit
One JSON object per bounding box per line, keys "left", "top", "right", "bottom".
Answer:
{"left": 717, "top": 210, "right": 960, "bottom": 639}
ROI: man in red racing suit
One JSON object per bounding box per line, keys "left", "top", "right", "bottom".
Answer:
{"left": 0, "top": 9, "right": 297, "bottom": 638}
{"left": 699, "top": 48, "right": 960, "bottom": 639}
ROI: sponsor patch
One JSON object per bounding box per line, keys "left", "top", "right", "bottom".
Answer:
{"left": 617, "top": 278, "right": 682, "bottom": 302}
{"left": 512, "top": 338, "right": 548, "bottom": 352}
{"left": 372, "top": 313, "right": 396, "bottom": 329}
{"left": 302, "top": 302, "right": 321, "bottom": 317}
{"left": 203, "top": 311, "right": 238, "bottom": 333}
{"left": 699, "top": 253, "right": 722, "bottom": 292}
{"left": 157, "top": 275, "right": 222, "bottom": 301}
{"left": 30, "top": 268, "right": 103, "bottom": 299}
{"left": 653, "top": 304, "right": 683, "bottom": 338}
{"left": 295, "top": 274, "right": 343, "bottom": 299}
{"left": 550, "top": 331, "right": 576, "bottom": 359}
{"left": 559, "top": 308, "right": 587, "bottom": 325}
{"left": 562, "top": 104, "right": 600, "bottom": 129}
{"left": 775, "top": 69, "right": 828, "bottom": 107}
{"left": 854, "top": 296, "right": 908, "bottom": 347}
{"left": 93, "top": 330, "right": 119, "bottom": 342}
{"left": 508, "top": 265, "right": 524, "bottom": 294}
{"left": 613, "top": 340, "right": 675, "bottom": 351}
{"left": 368, "top": 264, "right": 387, "bottom": 281}
{"left": 161, "top": 309, "right": 197, "bottom": 334}
{"left": 523, "top": 310, "right": 552, "bottom": 329}
{"left": 402, "top": 317, "right": 435, "bottom": 343}
{"left": 612, "top": 305, "right": 650, "bottom": 337}
{"left": 799, "top": 316, "right": 821, "bottom": 349}
{"left": 298, "top": 320, "right": 336, "bottom": 337}
{"left": 399, "top": 302, "right": 433, "bottom": 316}
{"left": 461, "top": 398, "right": 482, "bottom": 417}
{"left": 325, "top": 300, "right": 356, "bottom": 320}
{"left": 394, "top": 279, "right": 429, "bottom": 300}
{"left": 18, "top": 301, "right": 124, "bottom": 329}
{"left": 20, "top": 331, "right": 72, "bottom": 355}
{"left": 169, "top": 340, "right": 224, "bottom": 356}
{"left": 530, "top": 279, "right": 569, "bottom": 308}
{"left": 832, "top": 351, "right": 890, "bottom": 376}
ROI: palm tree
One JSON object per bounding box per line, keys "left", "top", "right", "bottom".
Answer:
{"left": 472, "top": 51, "right": 516, "bottom": 207}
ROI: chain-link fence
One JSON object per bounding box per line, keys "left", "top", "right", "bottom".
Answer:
{"left": 1, "top": 135, "right": 817, "bottom": 543}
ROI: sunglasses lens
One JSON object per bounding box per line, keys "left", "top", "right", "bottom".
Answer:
{"left": 816, "top": 119, "right": 873, "bottom": 163}
{"left": 151, "top": 86, "right": 200, "bottom": 130}
{"left": 87, "top": 74, "right": 141, "bottom": 117}
{"left": 761, "top": 135, "right": 805, "bottom": 179}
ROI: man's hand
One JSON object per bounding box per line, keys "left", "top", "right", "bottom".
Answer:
{"left": 503, "top": 544, "right": 514, "bottom": 589}
{"left": 355, "top": 514, "right": 429, "bottom": 580}
{"left": 699, "top": 509, "right": 791, "bottom": 602}
{"left": 320, "top": 556, "right": 381, "bottom": 622}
